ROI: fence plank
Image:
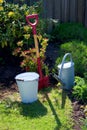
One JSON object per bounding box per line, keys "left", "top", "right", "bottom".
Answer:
{"left": 43, "top": 0, "right": 54, "bottom": 32}
{"left": 77, "top": 0, "right": 85, "bottom": 23}
{"left": 43, "top": 0, "right": 53, "bottom": 18}
{"left": 85, "top": 0, "right": 87, "bottom": 27}
{"left": 61, "top": 0, "right": 65, "bottom": 22}
{"left": 42, "top": 0, "right": 47, "bottom": 18}
{"left": 64, "top": 0, "right": 69, "bottom": 22}
{"left": 61, "top": 0, "right": 69, "bottom": 22}
{"left": 54, "top": 0, "right": 61, "bottom": 20}
{"left": 69, "top": 0, "right": 77, "bottom": 22}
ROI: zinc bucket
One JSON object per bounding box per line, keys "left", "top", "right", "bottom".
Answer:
{"left": 15, "top": 72, "right": 39, "bottom": 103}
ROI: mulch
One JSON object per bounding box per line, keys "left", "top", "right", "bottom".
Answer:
{"left": 72, "top": 101, "right": 85, "bottom": 130}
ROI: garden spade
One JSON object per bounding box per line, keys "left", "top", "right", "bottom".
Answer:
{"left": 26, "top": 14, "right": 49, "bottom": 90}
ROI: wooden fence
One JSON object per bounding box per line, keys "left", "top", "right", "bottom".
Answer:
{"left": 6, "top": 0, "right": 87, "bottom": 30}
{"left": 42, "top": 0, "right": 87, "bottom": 26}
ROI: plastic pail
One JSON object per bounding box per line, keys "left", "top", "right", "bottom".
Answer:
{"left": 15, "top": 72, "right": 39, "bottom": 103}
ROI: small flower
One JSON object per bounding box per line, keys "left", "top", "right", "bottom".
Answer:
{"left": 12, "top": 48, "right": 21, "bottom": 56}
{"left": 0, "top": 6, "right": 3, "bottom": 11}
{"left": 0, "top": 0, "right": 3, "bottom": 4}
{"left": 23, "top": 25, "right": 30, "bottom": 32}
{"left": 20, "top": 61, "right": 25, "bottom": 67}
{"left": 37, "top": 35, "right": 42, "bottom": 42}
{"left": 24, "top": 34, "right": 30, "bottom": 39}
{"left": 41, "top": 38, "right": 48, "bottom": 46}
{"left": 8, "top": 11, "right": 15, "bottom": 18}
{"left": 85, "top": 105, "right": 87, "bottom": 109}
{"left": 85, "top": 112, "right": 87, "bottom": 117}
{"left": 80, "top": 105, "right": 84, "bottom": 109}
{"left": 17, "top": 41, "right": 23, "bottom": 47}
{"left": 25, "top": 11, "right": 30, "bottom": 15}
{"left": 29, "top": 48, "right": 36, "bottom": 53}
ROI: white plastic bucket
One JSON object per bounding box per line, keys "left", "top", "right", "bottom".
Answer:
{"left": 15, "top": 72, "right": 39, "bottom": 103}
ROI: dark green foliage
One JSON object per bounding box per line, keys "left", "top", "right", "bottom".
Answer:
{"left": 0, "top": 0, "right": 47, "bottom": 67}
{"left": 72, "top": 76, "right": 87, "bottom": 103}
{"left": 0, "top": 0, "right": 43, "bottom": 49}
{"left": 55, "top": 40, "right": 87, "bottom": 79}
{"left": 51, "top": 23, "right": 87, "bottom": 43}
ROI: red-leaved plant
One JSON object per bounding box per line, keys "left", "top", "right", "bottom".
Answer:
{"left": 13, "top": 34, "right": 48, "bottom": 73}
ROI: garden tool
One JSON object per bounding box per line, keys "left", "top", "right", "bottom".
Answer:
{"left": 26, "top": 14, "right": 49, "bottom": 90}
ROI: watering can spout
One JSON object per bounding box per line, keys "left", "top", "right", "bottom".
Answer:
{"left": 53, "top": 73, "right": 65, "bottom": 86}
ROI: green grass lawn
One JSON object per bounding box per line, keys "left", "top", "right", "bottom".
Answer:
{"left": 0, "top": 87, "right": 73, "bottom": 130}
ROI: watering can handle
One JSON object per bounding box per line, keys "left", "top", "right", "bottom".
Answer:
{"left": 26, "top": 14, "right": 38, "bottom": 34}
{"left": 59, "top": 53, "right": 73, "bottom": 78}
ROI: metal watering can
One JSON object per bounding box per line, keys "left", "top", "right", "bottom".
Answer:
{"left": 54, "top": 53, "right": 74, "bottom": 90}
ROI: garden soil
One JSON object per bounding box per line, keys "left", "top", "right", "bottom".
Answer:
{"left": 0, "top": 42, "right": 85, "bottom": 130}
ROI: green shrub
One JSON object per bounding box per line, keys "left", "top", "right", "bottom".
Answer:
{"left": 81, "top": 118, "right": 87, "bottom": 130}
{"left": 55, "top": 40, "right": 87, "bottom": 79}
{"left": 72, "top": 76, "right": 87, "bottom": 103}
{"left": 0, "top": 0, "right": 49, "bottom": 72}
{"left": 13, "top": 36, "right": 48, "bottom": 72}
{"left": 51, "top": 23, "right": 87, "bottom": 43}
{"left": 0, "top": 0, "right": 43, "bottom": 49}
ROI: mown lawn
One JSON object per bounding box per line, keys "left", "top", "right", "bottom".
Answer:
{"left": 0, "top": 87, "right": 73, "bottom": 130}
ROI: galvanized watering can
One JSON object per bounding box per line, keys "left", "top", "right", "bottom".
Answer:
{"left": 54, "top": 53, "right": 74, "bottom": 90}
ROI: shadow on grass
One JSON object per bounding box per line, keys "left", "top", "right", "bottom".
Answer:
{"left": 45, "top": 93, "right": 61, "bottom": 130}
{"left": 19, "top": 100, "right": 47, "bottom": 118}
{"left": 5, "top": 100, "right": 47, "bottom": 118}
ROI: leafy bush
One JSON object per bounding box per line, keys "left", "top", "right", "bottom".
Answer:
{"left": 55, "top": 40, "right": 87, "bottom": 79}
{"left": 0, "top": 0, "right": 43, "bottom": 49}
{"left": 72, "top": 76, "right": 87, "bottom": 103}
{"left": 51, "top": 23, "right": 87, "bottom": 43}
{"left": 0, "top": 0, "right": 49, "bottom": 72}
{"left": 13, "top": 35, "right": 48, "bottom": 72}
{"left": 81, "top": 118, "right": 87, "bottom": 130}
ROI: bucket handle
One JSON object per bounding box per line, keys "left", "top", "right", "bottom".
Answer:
{"left": 59, "top": 53, "right": 73, "bottom": 78}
